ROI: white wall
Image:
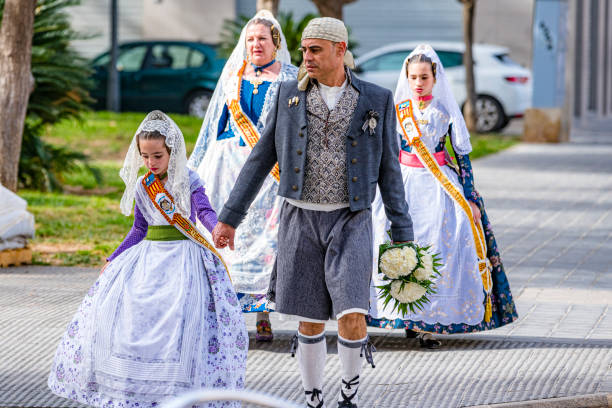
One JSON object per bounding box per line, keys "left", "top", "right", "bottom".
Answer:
{"left": 66, "top": 0, "right": 144, "bottom": 59}
{"left": 474, "top": 0, "right": 534, "bottom": 67}
{"left": 142, "top": 0, "right": 234, "bottom": 43}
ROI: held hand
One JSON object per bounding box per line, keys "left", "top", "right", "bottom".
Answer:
{"left": 100, "top": 261, "right": 110, "bottom": 275}
{"left": 468, "top": 201, "right": 481, "bottom": 224}
{"left": 213, "top": 222, "right": 236, "bottom": 250}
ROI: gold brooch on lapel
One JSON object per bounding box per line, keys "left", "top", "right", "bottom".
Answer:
{"left": 288, "top": 96, "right": 299, "bottom": 107}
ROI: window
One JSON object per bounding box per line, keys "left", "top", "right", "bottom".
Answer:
{"left": 494, "top": 53, "right": 521, "bottom": 67}
{"left": 116, "top": 46, "right": 147, "bottom": 72}
{"left": 148, "top": 45, "right": 192, "bottom": 70}
{"left": 188, "top": 49, "right": 206, "bottom": 68}
{"left": 359, "top": 51, "right": 408, "bottom": 72}
{"left": 437, "top": 51, "right": 463, "bottom": 68}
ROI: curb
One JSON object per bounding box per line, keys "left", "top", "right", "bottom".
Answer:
{"left": 471, "top": 393, "right": 612, "bottom": 408}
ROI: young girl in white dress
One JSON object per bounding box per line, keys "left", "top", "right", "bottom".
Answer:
{"left": 367, "top": 45, "right": 517, "bottom": 348}
{"left": 48, "top": 111, "right": 247, "bottom": 408}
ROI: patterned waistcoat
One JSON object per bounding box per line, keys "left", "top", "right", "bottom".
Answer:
{"left": 301, "top": 82, "right": 359, "bottom": 204}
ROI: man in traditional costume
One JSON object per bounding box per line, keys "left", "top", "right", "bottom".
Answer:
{"left": 213, "top": 18, "right": 413, "bottom": 408}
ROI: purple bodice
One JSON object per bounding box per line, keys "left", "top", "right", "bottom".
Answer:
{"left": 107, "top": 185, "right": 218, "bottom": 262}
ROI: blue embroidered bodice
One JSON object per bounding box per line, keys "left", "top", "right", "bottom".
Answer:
{"left": 216, "top": 79, "right": 272, "bottom": 146}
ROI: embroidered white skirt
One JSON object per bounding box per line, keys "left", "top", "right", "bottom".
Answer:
{"left": 369, "top": 164, "right": 485, "bottom": 326}
{"left": 48, "top": 239, "right": 247, "bottom": 408}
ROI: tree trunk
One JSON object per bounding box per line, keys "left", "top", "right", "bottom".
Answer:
{"left": 257, "top": 0, "right": 279, "bottom": 16}
{"left": 460, "top": 0, "right": 478, "bottom": 132}
{"left": 311, "top": 0, "right": 357, "bottom": 20}
{"left": 0, "top": 0, "right": 36, "bottom": 191}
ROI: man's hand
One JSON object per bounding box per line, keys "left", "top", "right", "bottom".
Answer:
{"left": 213, "top": 221, "right": 236, "bottom": 250}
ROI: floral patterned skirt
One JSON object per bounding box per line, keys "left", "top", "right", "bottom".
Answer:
{"left": 48, "top": 239, "right": 248, "bottom": 408}
{"left": 367, "top": 191, "right": 518, "bottom": 334}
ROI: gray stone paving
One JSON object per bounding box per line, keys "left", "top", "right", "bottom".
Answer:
{"left": 1, "top": 142, "right": 612, "bottom": 407}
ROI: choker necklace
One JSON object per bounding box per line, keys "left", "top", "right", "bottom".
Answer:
{"left": 156, "top": 171, "right": 168, "bottom": 181}
{"left": 417, "top": 94, "right": 433, "bottom": 110}
{"left": 250, "top": 59, "right": 275, "bottom": 95}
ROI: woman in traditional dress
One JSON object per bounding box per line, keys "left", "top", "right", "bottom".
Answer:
{"left": 366, "top": 44, "right": 518, "bottom": 348}
{"left": 48, "top": 111, "right": 247, "bottom": 408}
{"left": 188, "top": 10, "right": 298, "bottom": 342}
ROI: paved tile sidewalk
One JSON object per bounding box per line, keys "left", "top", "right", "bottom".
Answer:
{"left": 1, "top": 143, "right": 611, "bottom": 407}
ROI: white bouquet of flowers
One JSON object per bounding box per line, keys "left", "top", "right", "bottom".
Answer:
{"left": 377, "top": 241, "right": 442, "bottom": 316}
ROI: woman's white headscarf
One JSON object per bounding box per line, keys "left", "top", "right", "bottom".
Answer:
{"left": 188, "top": 10, "right": 295, "bottom": 169}
{"left": 394, "top": 44, "right": 472, "bottom": 154}
{"left": 119, "top": 110, "right": 191, "bottom": 218}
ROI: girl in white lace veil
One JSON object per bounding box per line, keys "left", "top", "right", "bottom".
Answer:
{"left": 119, "top": 110, "right": 190, "bottom": 218}
{"left": 394, "top": 43, "right": 472, "bottom": 154}
{"left": 367, "top": 44, "right": 518, "bottom": 345}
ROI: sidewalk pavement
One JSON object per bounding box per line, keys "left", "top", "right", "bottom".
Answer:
{"left": 1, "top": 142, "right": 611, "bottom": 408}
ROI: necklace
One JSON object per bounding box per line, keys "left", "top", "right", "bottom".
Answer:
{"left": 250, "top": 59, "right": 275, "bottom": 94}
{"left": 156, "top": 171, "right": 168, "bottom": 181}
{"left": 417, "top": 94, "right": 433, "bottom": 110}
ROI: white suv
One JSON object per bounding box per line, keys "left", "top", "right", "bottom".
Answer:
{"left": 354, "top": 41, "right": 532, "bottom": 132}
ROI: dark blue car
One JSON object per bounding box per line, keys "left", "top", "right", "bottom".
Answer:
{"left": 91, "top": 41, "right": 226, "bottom": 117}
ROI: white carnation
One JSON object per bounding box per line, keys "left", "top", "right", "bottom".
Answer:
{"left": 390, "top": 281, "right": 427, "bottom": 303}
{"left": 413, "top": 267, "right": 431, "bottom": 281}
{"left": 421, "top": 253, "right": 433, "bottom": 269}
{"left": 379, "top": 246, "right": 418, "bottom": 279}
{"left": 401, "top": 246, "right": 418, "bottom": 272}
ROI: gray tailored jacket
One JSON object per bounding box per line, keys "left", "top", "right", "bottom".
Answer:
{"left": 219, "top": 70, "right": 414, "bottom": 242}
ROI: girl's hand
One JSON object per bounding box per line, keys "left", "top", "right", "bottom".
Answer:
{"left": 100, "top": 261, "right": 110, "bottom": 275}
{"left": 468, "top": 201, "right": 481, "bottom": 224}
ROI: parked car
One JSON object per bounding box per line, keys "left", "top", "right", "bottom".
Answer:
{"left": 354, "top": 41, "right": 532, "bottom": 132}
{"left": 90, "top": 41, "right": 226, "bottom": 117}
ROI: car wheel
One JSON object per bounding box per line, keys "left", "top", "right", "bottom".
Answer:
{"left": 186, "top": 90, "right": 212, "bottom": 118}
{"left": 475, "top": 95, "right": 506, "bottom": 133}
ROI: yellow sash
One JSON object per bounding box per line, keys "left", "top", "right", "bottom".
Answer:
{"left": 227, "top": 60, "right": 280, "bottom": 182}
{"left": 395, "top": 99, "right": 493, "bottom": 322}
{"left": 141, "top": 172, "right": 230, "bottom": 279}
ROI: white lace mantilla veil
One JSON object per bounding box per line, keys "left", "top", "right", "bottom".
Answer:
{"left": 394, "top": 44, "right": 472, "bottom": 155}
{"left": 187, "top": 9, "right": 294, "bottom": 169}
{"left": 119, "top": 110, "right": 191, "bottom": 218}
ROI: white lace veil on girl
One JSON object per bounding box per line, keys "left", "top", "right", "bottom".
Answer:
{"left": 394, "top": 44, "right": 472, "bottom": 154}
{"left": 119, "top": 110, "right": 191, "bottom": 218}
{"left": 187, "top": 10, "right": 292, "bottom": 168}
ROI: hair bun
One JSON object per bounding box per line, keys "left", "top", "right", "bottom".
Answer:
{"left": 147, "top": 110, "right": 167, "bottom": 121}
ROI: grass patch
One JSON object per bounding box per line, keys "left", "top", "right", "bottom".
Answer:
{"left": 21, "top": 190, "right": 134, "bottom": 267}
{"left": 468, "top": 132, "right": 519, "bottom": 159}
{"left": 43, "top": 111, "right": 203, "bottom": 160}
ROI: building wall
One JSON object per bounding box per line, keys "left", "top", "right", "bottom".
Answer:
{"left": 474, "top": 0, "right": 534, "bottom": 68}
{"left": 66, "top": 0, "right": 533, "bottom": 68}
{"left": 66, "top": 0, "right": 234, "bottom": 59}
{"left": 142, "top": 0, "right": 234, "bottom": 44}
{"left": 237, "top": 0, "right": 532, "bottom": 66}
{"left": 66, "top": 0, "right": 144, "bottom": 58}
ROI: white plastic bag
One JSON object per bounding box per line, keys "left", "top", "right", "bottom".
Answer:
{"left": 0, "top": 184, "right": 35, "bottom": 250}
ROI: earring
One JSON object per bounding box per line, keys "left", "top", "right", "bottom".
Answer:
{"left": 272, "top": 49, "right": 277, "bottom": 60}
